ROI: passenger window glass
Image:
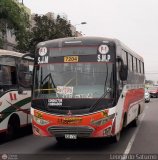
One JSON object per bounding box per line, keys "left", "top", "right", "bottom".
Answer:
{"left": 0, "top": 57, "right": 17, "bottom": 91}
{"left": 18, "top": 59, "right": 33, "bottom": 88}
{"left": 133, "top": 57, "right": 137, "bottom": 72}
{"left": 0, "top": 66, "right": 12, "bottom": 85}
{"left": 128, "top": 54, "right": 133, "bottom": 71}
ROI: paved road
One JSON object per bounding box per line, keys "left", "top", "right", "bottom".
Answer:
{"left": 0, "top": 99, "right": 158, "bottom": 160}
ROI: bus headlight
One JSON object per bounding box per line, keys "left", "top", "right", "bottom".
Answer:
{"left": 91, "top": 113, "right": 115, "bottom": 126}
{"left": 33, "top": 116, "right": 50, "bottom": 126}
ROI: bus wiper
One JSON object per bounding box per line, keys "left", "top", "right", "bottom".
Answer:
{"left": 89, "top": 62, "right": 109, "bottom": 112}
{"left": 89, "top": 88, "right": 111, "bottom": 112}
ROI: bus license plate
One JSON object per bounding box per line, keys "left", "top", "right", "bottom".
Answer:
{"left": 65, "top": 134, "right": 77, "bottom": 139}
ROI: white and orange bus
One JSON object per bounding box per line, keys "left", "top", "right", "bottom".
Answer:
{"left": 31, "top": 37, "right": 145, "bottom": 142}
{"left": 0, "top": 49, "right": 33, "bottom": 139}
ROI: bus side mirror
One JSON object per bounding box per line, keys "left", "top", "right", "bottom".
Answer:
{"left": 119, "top": 65, "right": 128, "bottom": 81}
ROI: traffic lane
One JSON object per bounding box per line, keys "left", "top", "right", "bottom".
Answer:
{"left": 130, "top": 98, "right": 158, "bottom": 153}
{"left": 0, "top": 121, "right": 141, "bottom": 155}
{"left": 37, "top": 125, "right": 138, "bottom": 154}
{"left": 0, "top": 103, "right": 150, "bottom": 159}
{"left": 0, "top": 131, "right": 136, "bottom": 160}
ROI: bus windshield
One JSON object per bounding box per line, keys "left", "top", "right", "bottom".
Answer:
{"left": 33, "top": 62, "right": 113, "bottom": 99}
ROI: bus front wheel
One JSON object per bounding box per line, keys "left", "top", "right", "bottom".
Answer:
{"left": 6, "top": 115, "right": 20, "bottom": 140}
{"left": 112, "top": 131, "right": 121, "bottom": 143}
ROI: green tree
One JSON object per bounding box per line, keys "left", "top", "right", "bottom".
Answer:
{"left": 15, "top": 30, "right": 31, "bottom": 52}
{"left": 16, "top": 14, "right": 73, "bottom": 53}
{"left": 28, "top": 14, "right": 56, "bottom": 53}
{"left": 0, "top": 0, "right": 29, "bottom": 49}
{"left": 55, "top": 15, "right": 73, "bottom": 38}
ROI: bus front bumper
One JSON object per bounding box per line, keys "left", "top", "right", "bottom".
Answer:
{"left": 31, "top": 109, "right": 115, "bottom": 138}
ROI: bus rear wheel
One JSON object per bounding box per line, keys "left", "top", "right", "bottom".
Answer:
{"left": 132, "top": 107, "right": 140, "bottom": 127}
{"left": 132, "top": 116, "right": 139, "bottom": 127}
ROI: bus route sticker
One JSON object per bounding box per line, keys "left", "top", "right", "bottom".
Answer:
{"left": 98, "top": 44, "right": 109, "bottom": 54}
{"left": 57, "top": 86, "right": 73, "bottom": 96}
{"left": 38, "top": 47, "right": 48, "bottom": 64}
{"left": 97, "top": 54, "right": 111, "bottom": 62}
{"left": 39, "top": 47, "right": 47, "bottom": 56}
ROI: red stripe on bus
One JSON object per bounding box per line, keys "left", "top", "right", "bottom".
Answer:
{"left": 9, "top": 93, "right": 13, "bottom": 100}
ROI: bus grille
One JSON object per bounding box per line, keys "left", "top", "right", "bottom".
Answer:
{"left": 48, "top": 126, "right": 94, "bottom": 137}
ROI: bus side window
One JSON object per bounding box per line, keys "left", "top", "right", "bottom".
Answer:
{"left": 18, "top": 59, "right": 33, "bottom": 88}
{"left": 11, "top": 66, "right": 17, "bottom": 85}
{"left": 1, "top": 66, "right": 12, "bottom": 85}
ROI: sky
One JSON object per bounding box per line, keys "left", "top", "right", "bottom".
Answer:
{"left": 23, "top": 0, "right": 158, "bottom": 82}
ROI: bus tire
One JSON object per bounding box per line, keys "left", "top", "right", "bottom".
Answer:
{"left": 123, "top": 113, "right": 127, "bottom": 128}
{"left": 6, "top": 114, "right": 20, "bottom": 140}
{"left": 112, "top": 131, "right": 121, "bottom": 143}
{"left": 132, "top": 106, "right": 140, "bottom": 127}
{"left": 132, "top": 116, "right": 139, "bottom": 127}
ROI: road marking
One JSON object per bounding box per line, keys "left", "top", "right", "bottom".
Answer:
{"left": 121, "top": 106, "right": 148, "bottom": 160}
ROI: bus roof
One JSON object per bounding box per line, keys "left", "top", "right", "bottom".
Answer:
{"left": 117, "top": 40, "right": 144, "bottom": 62}
{"left": 37, "top": 36, "right": 115, "bottom": 47}
{"left": 37, "top": 36, "right": 144, "bottom": 62}
{"left": 0, "top": 49, "right": 25, "bottom": 57}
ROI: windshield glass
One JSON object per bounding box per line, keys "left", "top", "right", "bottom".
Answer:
{"left": 33, "top": 62, "right": 113, "bottom": 99}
